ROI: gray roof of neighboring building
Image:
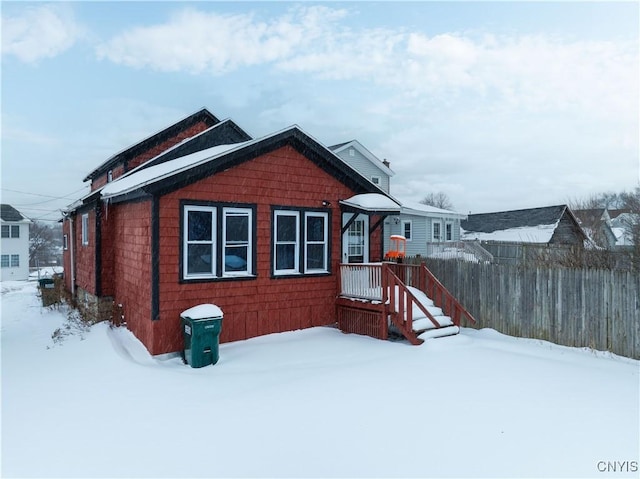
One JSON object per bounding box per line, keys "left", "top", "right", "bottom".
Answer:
{"left": 0, "top": 204, "right": 26, "bottom": 222}
{"left": 462, "top": 205, "right": 569, "bottom": 233}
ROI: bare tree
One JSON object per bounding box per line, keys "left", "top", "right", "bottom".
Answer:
{"left": 29, "top": 221, "right": 62, "bottom": 267}
{"left": 619, "top": 187, "right": 640, "bottom": 270}
{"left": 420, "top": 192, "right": 454, "bottom": 210}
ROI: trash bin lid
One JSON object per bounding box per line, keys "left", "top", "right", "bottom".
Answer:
{"left": 181, "top": 303, "right": 223, "bottom": 320}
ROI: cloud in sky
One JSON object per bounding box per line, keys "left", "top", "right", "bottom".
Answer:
{"left": 1, "top": 4, "right": 84, "bottom": 63}
{"left": 96, "top": 6, "right": 348, "bottom": 74}
{"left": 95, "top": 5, "right": 637, "bottom": 121}
{"left": 2, "top": 3, "right": 638, "bottom": 218}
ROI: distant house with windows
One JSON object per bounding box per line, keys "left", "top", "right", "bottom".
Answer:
{"left": 329, "top": 140, "right": 467, "bottom": 258}
{"left": 0, "top": 204, "right": 31, "bottom": 281}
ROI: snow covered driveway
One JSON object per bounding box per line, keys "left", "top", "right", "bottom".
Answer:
{"left": 2, "top": 281, "right": 638, "bottom": 478}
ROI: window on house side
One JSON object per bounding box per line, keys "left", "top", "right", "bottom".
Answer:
{"left": 445, "top": 222, "right": 453, "bottom": 241}
{"left": 273, "top": 210, "right": 330, "bottom": 276}
{"left": 81, "top": 214, "right": 89, "bottom": 245}
{"left": 433, "top": 222, "right": 442, "bottom": 242}
{"left": 10, "top": 255, "right": 19, "bottom": 267}
{"left": 1, "top": 225, "right": 20, "bottom": 238}
{"left": 107, "top": 170, "right": 113, "bottom": 182}
{"left": 184, "top": 206, "right": 216, "bottom": 278}
{"left": 371, "top": 176, "right": 381, "bottom": 186}
{"left": 305, "top": 212, "right": 328, "bottom": 273}
{"left": 0, "top": 255, "right": 9, "bottom": 268}
{"left": 223, "top": 208, "right": 251, "bottom": 276}
{"left": 349, "top": 148, "right": 355, "bottom": 157}
{"left": 274, "top": 211, "right": 299, "bottom": 275}
{"left": 63, "top": 234, "right": 68, "bottom": 250}
{"left": 182, "top": 204, "right": 254, "bottom": 280}
{"left": 402, "top": 220, "right": 412, "bottom": 241}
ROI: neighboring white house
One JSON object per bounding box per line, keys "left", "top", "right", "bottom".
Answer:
{"left": 1, "top": 204, "right": 31, "bottom": 281}
{"left": 330, "top": 140, "right": 467, "bottom": 259}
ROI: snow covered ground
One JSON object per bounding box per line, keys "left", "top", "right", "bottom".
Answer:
{"left": 2, "top": 280, "right": 638, "bottom": 478}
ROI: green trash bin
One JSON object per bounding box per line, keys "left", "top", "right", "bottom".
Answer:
{"left": 38, "top": 278, "right": 55, "bottom": 289}
{"left": 181, "top": 304, "right": 224, "bottom": 368}
{"left": 38, "top": 277, "right": 57, "bottom": 307}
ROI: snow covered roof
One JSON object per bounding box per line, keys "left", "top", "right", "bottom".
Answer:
{"left": 101, "top": 142, "right": 249, "bottom": 199}
{"left": 0, "top": 204, "right": 29, "bottom": 222}
{"left": 99, "top": 125, "right": 393, "bottom": 202}
{"left": 462, "top": 224, "right": 559, "bottom": 243}
{"left": 339, "top": 193, "right": 401, "bottom": 214}
{"left": 398, "top": 198, "right": 467, "bottom": 219}
{"left": 460, "top": 205, "right": 585, "bottom": 244}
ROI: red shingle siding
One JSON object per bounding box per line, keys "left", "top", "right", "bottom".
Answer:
{"left": 100, "top": 203, "right": 115, "bottom": 296}
{"left": 111, "top": 201, "right": 153, "bottom": 351}
{"left": 62, "top": 219, "right": 72, "bottom": 293}
{"left": 90, "top": 121, "right": 211, "bottom": 191}
{"left": 75, "top": 209, "right": 96, "bottom": 294}
{"left": 152, "top": 145, "right": 367, "bottom": 354}
{"left": 91, "top": 165, "right": 126, "bottom": 191}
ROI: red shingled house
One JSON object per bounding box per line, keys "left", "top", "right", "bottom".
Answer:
{"left": 62, "top": 108, "right": 405, "bottom": 355}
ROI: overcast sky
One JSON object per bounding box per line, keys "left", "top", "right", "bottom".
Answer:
{"left": 2, "top": 1, "right": 638, "bottom": 222}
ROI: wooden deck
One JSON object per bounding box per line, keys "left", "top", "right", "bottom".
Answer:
{"left": 336, "top": 262, "right": 476, "bottom": 344}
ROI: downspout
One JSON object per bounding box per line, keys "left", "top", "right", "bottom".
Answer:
{"left": 69, "top": 216, "right": 76, "bottom": 296}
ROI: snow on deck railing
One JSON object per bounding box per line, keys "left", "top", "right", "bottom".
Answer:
{"left": 340, "top": 263, "right": 383, "bottom": 300}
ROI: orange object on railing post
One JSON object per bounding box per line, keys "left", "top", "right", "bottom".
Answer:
{"left": 386, "top": 235, "right": 406, "bottom": 262}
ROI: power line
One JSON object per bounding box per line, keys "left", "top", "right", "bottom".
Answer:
{"left": 1, "top": 186, "right": 89, "bottom": 201}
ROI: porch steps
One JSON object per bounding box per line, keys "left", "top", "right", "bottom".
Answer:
{"left": 404, "top": 286, "right": 459, "bottom": 339}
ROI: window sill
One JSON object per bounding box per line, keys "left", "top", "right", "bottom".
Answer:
{"left": 272, "top": 271, "right": 331, "bottom": 279}
{"left": 180, "top": 274, "right": 257, "bottom": 284}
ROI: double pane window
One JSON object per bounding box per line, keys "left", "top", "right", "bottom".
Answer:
{"left": 274, "top": 212, "right": 299, "bottom": 273}
{"left": 1, "top": 225, "right": 19, "bottom": 238}
{"left": 185, "top": 206, "right": 216, "bottom": 277}
{"left": 183, "top": 204, "right": 253, "bottom": 280}
{"left": 273, "top": 210, "right": 329, "bottom": 275}
{"left": 223, "top": 209, "right": 251, "bottom": 275}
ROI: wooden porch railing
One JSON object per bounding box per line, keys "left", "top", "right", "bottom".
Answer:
{"left": 339, "top": 263, "right": 383, "bottom": 300}
{"left": 339, "top": 262, "right": 476, "bottom": 329}
{"left": 387, "top": 262, "right": 476, "bottom": 327}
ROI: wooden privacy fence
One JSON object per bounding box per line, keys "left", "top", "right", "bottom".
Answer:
{"left": 416, "top": 258, "right": 640, "bottom": 359}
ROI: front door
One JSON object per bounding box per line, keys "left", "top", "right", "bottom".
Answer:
{"left": 342, "top": 214, "right": 369, "bottom": 263}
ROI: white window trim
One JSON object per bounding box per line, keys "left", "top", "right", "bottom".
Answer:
{"left": 63, "top": 234, "right": 68, "bottom": 250}
{"left": 1, "top": 225, "right": 20, "bottom": 238}
{"left": 81, "top": 214, "right": 89, "bottom": 245}
{"left": 401, "top": 220, "right": 412, "bottom": 242}
{"left": 0, "top": 225, "right": 8, "bottom": 238}
{"left": 1, "top": 255, "right": 9, "bottom": 268}
{"left": 222, "top": 207, "right": 252, "bottom": 277}
{"left": 107, "top": 170, "right": 113, "bottom": 182}
{"left": 432, "top": 221, "right": 442, "bottom": 242}
{"left": 371, "top": 176, "right": 381, "bottom": 186}
{"left": 304, "top": 212, "right": 329, "bottom": 274}
{"left": 273, "top": 210, "right": 300, "bottom": 276}
{"left": 10, "top": 254, "right": 19, "bottom": 267}
{"left": 445, "top": 222, "right": 454, "bottom": 242}
{"left": 183, "top": 205, "right": 217, "bottom": 280}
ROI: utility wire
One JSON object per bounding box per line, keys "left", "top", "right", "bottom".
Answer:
{"left": 1, "top": 186, "right": 89, "bottom": 201}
